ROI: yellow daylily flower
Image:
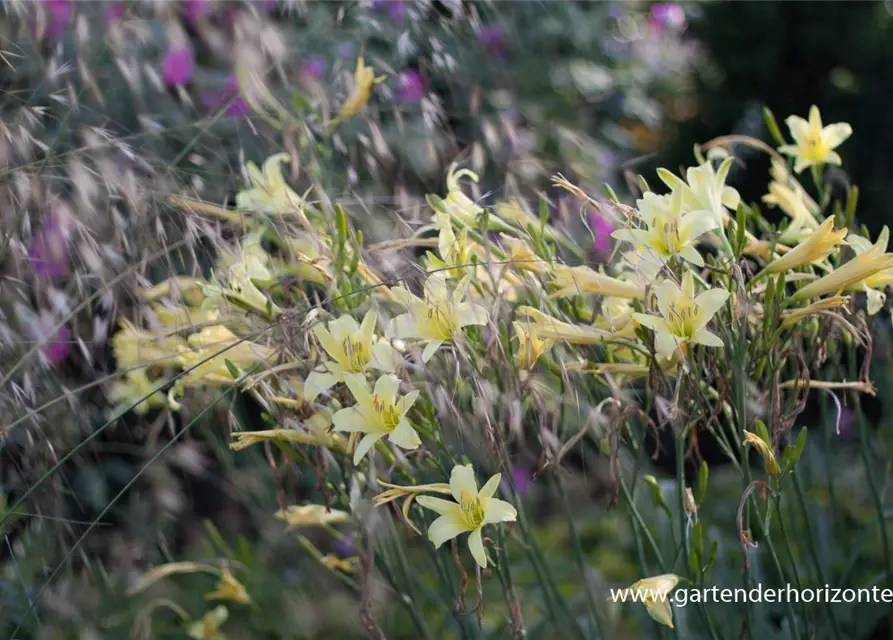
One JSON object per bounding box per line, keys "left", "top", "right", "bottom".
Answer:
{"left": 439, "top": 164, "right": 484, "bottom": 227}
{"left": 334, "top": 56, "right": 385, "bottom": 123}
{"left": 111, "top": 320, "right": 185, "bottom": 371}
{"left": 275, "top": 504, "right": 351, "bottom": 530}
{"left": 779, "top": 105, "right": 852, "bottom": 174}
{"left": 109, "top": 369, "right": 173, "bottom": 415}
{"left": 187, "top": 605, "right": 228, "bottom": 640}
{"left": 594, "top": 296, "right": 636, "bottom": 336}
{"left": 657, "top": 157, "right": 740, "bottom": 227}
{"left": 424, "top": 212, "right": 478, "bottom": 278}
{"left": 742, "top": 431, "right": 781, "bottom": 475}
{"left": 612, "top": 188, "right": 717, "bottom": 267}
{"left": 320, "top": 555, "right": 358, "bottom": 573}
{"left": 615, "top": 574, "right": 681, "bottom": 629}
{"left": 391, "top": 273, "right": 489, "bottom": 362}
{"left": 762, "top": 217, "right": 847, "bottom": 274}
{"left": 763, "top": 169, "right": 820, "bottom": 245}
{"left": 204, "top": 568, "right": 251, "bottom": 605}
{"left": 178, "top": 325, "right": 275, "bottom": 386}
{"left": 498, "top": 234, "right": 550, "bottom": 274}
{"left": 416, "top": 464, "right": 517, "bottom": 569}
{"left": 332, "top": 373, "right": 421, "bottom": 464}
{"left": 517, "top": 307, "right": 615, "bottom": 344}
{"left": 633, "top": 271, "right": 729, "bottom": 360}
{"left": 793, "top": 226, "right": 893, "bottom": 301}
{"left": 550, "top": 265, "right": 644, "bottom": 300}
{"left": 512, "top": 321, "right": 553, "bottom": 370}
{"left": 229, "top": 427, "right": 346, "bottom": 453}
{"left": 304, "top": 311, "right": 402, "bottom": 402}
{"left": 235, "top": 153, "right": 306, "bottom": 217}
{"left": 843, "top": 228, "right": 893, "bottom": 314}
{"left": 152, "top": 305, "right": 223, "bottom": 331}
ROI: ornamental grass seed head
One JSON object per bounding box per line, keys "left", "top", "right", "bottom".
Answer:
{"left": 416, "top": 464, "right": 517, "bottom": 569}
{"left": 779, "top": 105, "right": 852, "bottom": 174}
{"left": 304, "top": 311, "right": 402, "bottom": 402}
{"left": 391, "top": 273, "right": 489, "bottom": 362}
{"left": 332, "top": 373, "right": 421, "bottom": 464}
{"left": 633, "top": 271, "right": 728, "bottom": 360}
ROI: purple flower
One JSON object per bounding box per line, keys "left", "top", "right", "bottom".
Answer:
{"left": 201, "top": 75, "right": 251, "bottom": 117}
{"left": 162, "top": 47, "right": 195, "bottom": 88}
{"left": 43, "top": 0, "right": 72, "bottom": 40}
{"left": 649, "top": 3, "right": 687, "bottom": 34}
{"left": 44, "top": 325, "right": 71, "bottom": 365}
{"left": 479, "top": 24, "right": 507, "bottom": 60}
{"left": 589, "top": 210, "right": 615, "bottom": 256}
{"left": 333, "top": 534, "right": 355, "bottom": 558}
{"left": 502, "top": 465, "right": 532, "bottom": 496}
{"left": 836, "top": 406, "right": 855, "bottom": 438}
{"left": 29, "top": 215, "right": 69, "bottom": 279}
{"left": 396, "top": 70, "right": 425, "bottom": 104}
{"left": 300, "top": 57, "right": 327, "bottom": 81}
{"left": 104, "top": 2, "right": 127, "bottom": 22}
{"left": 182, "top": 0, "right": 211, "bottom": 24}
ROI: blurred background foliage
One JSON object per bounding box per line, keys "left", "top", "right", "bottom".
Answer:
{"left": 4, "top": 1, "right": 893, "bottom": 638}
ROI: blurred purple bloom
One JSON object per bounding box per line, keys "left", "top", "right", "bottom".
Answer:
{"left": 649, "top": 3, "right": 687, "bottom": 33}
{"left": 104, "top": 2, "right": 127, "bottom": 22}
{"left": 590, "top": 210, "right": 615, "bottom": 255}
{"left": 480, "top": 24, "right": 507, "bottom": 59}
{"left": 837, "top": 406, "right": 855, "bottom": 438}
{"left": 502, "top": 465, "right": 532, "bottom": 496}
{"left": 337, "top": 42, "right": 357, "bottom": 59}
{"left": 29, "top": 215, "right": 69, "bottom": 279}
{"left": 44, "top": 325, "right": 71, "bottom": 365}
{"left": 44, "top": 0, "right": 72, "bottom": 40}
{"left": 255, "top": 0, "right": 278, "bottom": 12}
{"left": 182, "top": 0, "right": 211, "bottom": 24}
{"left": 301, "top": 57, "right": 327, "bottom": 81}
{"left": 162, "top": 47, "right": 195, "bottom": 87}
{"left": 371, "top": 0, "right": 408, "bottom": 21}
{"left": 333, "top": 534, "right": 355, "bottom": 558}
{"left": 201, "top": 75, "right": 251, "bottom": 117}
{"left": 396, "top": 70, "right": 425, "bottom": 104}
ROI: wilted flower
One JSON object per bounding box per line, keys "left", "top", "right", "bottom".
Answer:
{"left": 742, "top": 431, "right": 781, "bottom": 475}
{"left": 633, "top": 271, "right": 729, "bottom": 360}
{"left": 275, "top": 504, "right": 351, "bottom": 530}
{"left": 416, "top": 464, "right": 517, "bottom": 569}
{"left": 162, "top": 47, "right": 195, "bottom": 87}
{"left": 391, "top": 274, "right": 489, "bottom": 362}
{"left": 779, "top": 105, "right": 852, "bottom": 174}
{"left": 614, "top": 574, "right": 681, "bottom": 628}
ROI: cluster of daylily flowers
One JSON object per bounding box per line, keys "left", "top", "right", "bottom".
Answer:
{"left": 121, "top": 103, "right": 890, "bottom": 634}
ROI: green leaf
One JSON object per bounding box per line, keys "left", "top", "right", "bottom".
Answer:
{"left": 762, "top": 106, "right": 786, "bottom": 146}
{"left": 696, "top": 460, "right": 709, "bottom": 506}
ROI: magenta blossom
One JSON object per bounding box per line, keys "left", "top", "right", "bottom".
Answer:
{"left": 501, "top": 465, "right": 532, "bottom": 496}
{"left": 480, "top": 24, "right": 508, "bottom": 59}
{"left": 333, "top": 534, "right": 355, "bottom": 558}
{"left": 42, "top": 0, "right": 72, "bottom": 40}
{"left": 44, "top": 324, "right": 71, "bottom": 365}
{"left": 201, "top": 75, "right": 251, "bottom": 117}
{"left": 300, "top": 57, "right": 327, "bottom": 81}
{"left": 162, "top": 47, "right": 195, "bottom": 87}
{"left": 29, "top": 215, "right": 69, "bottom": 279}
{"left": 182, "top": 0, "right": 211, "bottom": 24}
{"left": 649, "top": 3, "right": 687, "bottom": 34}
{"left": 371, "top": 0, "right": 408, "bottom": 21}
{"left": 589, "top": 209, "right": 615, "bottom": 256}
{"left": 396, "top": 70, "right": 425, "bottom": 104}
{"left": 104, "top": 2, "right": 127, "bottom": 22}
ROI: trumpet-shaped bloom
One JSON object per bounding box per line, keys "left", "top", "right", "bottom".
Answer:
{"left": 499, "top": 234, "right": 549, "bottom": 274}
{"left": 334, "top": 56, "right": 385, "bottom": 123}
{"left": 762, "top": 217, "right": 847, "bottom": 274}
{"left": 111, "top": 319, "right": 185, "bottom": 370}
{"left": 612, "top": 188, "right": 717, "bottom": 266}
{"left": 424, "top": 212, "right": 477, "bottom": 278}
{"left": 416, "top": 464, "right": 517, "bottom": 568}
{"left": 779, "top": 105, "right": 852, "bottom": 174}
{"left": 614, "top": 574, "right": 681, "bottom": 628}
{"left": 391, "top": 274, "right": 489, "bottom": 362}
{"left": 793, "top": 226, "right": 893, "bottom": 302}
{"left": 304, "top": 311, "right": 402, "bottom": 402}
{"left": 633, "top": 271, "right": 728, "bottom": 360}
{"left": 551, "top": 264, "right": 645, "bottom": 299}
{"left": 236, "top": 153, "right": 305, "bottom": 216}
{"left": 187, "top": 606, "right": 228, "bottom": 640}
{"left": 178, "top": 325, "right": 275, "bottom": 386}
{"left": 517, "top": 306, "right": 615, "bottom": 344}
{"left": 109, "top": 369, "right": 172, "bottom": 415}
{"left": 657, "top": 157, "right": 740, "bottom": 227}
{"left": 742, "top": 431, "right": 780, "bottom": 475}
{"left": 513, "top": 321, "right": 553, "bottom": 370}
{"left": 763, "top": 163, "right": 820, "bottom": 244}
{"left": 439, "top": 164, "right": 484, "bottom": 227}
{"left": 275, "top": 504, "right": 351, "bottom": 530}
{"left": 332, "top": 374, "right": 421, "bottom": 464}
{"left": 843, "top": 227, "right": 893, "bottom": 314}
